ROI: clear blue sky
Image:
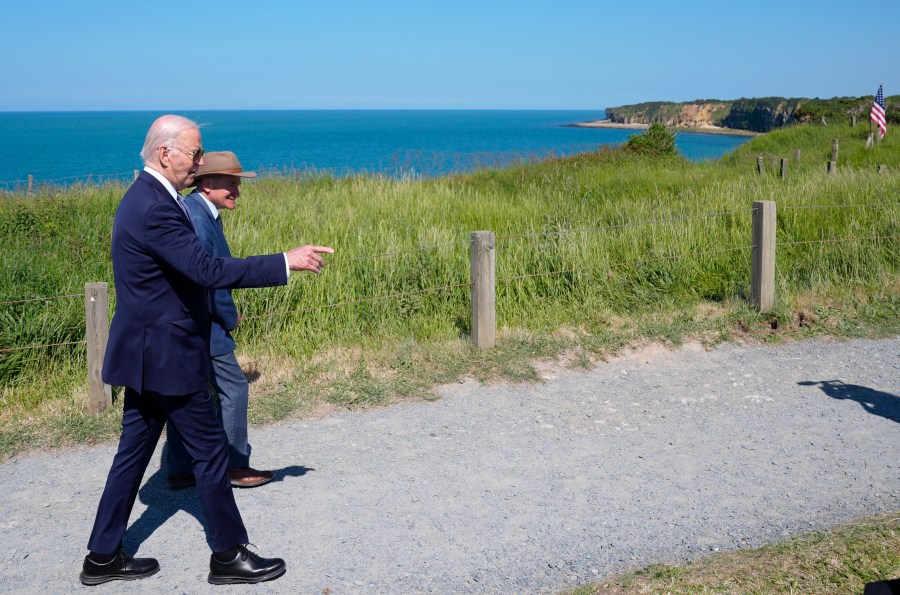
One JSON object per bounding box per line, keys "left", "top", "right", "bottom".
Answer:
{"left": 3, "top": 0, "right": 897, "bottom": 111}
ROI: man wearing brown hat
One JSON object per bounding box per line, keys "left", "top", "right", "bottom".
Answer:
{"left": 166, "top": 151, "right": 274, "bottom": 490}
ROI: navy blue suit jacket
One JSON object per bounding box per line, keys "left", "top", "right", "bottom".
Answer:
{"left": 184, "top": 191, "right": 239, "bottom": 357}
{"left": 102, "top": 171, "right": 286, "bottom": 395}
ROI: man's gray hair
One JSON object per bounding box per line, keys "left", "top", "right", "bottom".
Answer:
{"left": 140, "top": 115, "right": 199, "bottom": 165}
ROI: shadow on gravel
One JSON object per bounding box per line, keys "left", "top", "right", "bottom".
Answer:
{"left": 800, "top": 380, "right": 900, "bottom": 424}
{"left": 122, "top": 457, "right": 315, "bottom": 552}
{"left": 271, "top": 465, "right": 315, "bottom": 482}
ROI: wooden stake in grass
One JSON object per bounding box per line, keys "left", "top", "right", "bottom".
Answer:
{"left": 470, "top": 231, "right": 496, "bottom": 349}
{"left": 751, "top": 201, "right": 776, "bottom": 312}
{"left": 85, "top": 282, "right": 112, "bottom": 414}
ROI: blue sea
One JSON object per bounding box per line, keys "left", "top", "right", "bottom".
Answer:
{"left": 0, "top": 111, "right": 751, "bottom": 188}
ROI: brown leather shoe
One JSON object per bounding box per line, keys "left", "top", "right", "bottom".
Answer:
{"left": 229, "top": 467, "right": 274, "bottom": 488}
{"left": 166, "top": 473, "right": 197, "bottom": 490}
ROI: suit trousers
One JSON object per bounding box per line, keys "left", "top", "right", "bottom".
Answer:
{"left": 87, "top": 387, "right": 248, "bottom": 554}
{"left": 167, "top": 351, "right": 251, "bottom": 475}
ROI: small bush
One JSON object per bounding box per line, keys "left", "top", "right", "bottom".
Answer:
{"left": 624, "top": 122, "right": 677, "bottom": 157}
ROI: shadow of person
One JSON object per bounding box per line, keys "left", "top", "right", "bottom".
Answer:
{"left": 799, "top": 380, "right": 900, "bottom": 424}
{"left": 123, "top": 446, "right": 212, "bottom": 552}
{"left": 122, "top": 448, "right": 317, "bottom": 552}
{"left": 271, "top": 465, "right": 315, "bottom": 483}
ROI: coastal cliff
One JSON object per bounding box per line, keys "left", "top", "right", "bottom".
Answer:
{"left": 605, "top": 95, "right": 899, "bottom": 133}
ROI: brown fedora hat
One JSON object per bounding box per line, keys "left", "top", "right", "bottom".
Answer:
{"left": 194, "top": 151, "right": 257, "bottom": 179}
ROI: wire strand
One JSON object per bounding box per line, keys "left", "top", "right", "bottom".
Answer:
{"left": 240, "top": 281, "right": 473, "bottom": 321}
{"left": 0, "top": 293, "right": 85, "bottom": 306}
{"left": 498, "top": 245, "right": 751, "bottom": 282}
{"left": 326, "top": 241, "right": 470, "bottom": 265}
{"left": 780, "top": 235, "right": 899, "bottom": 246}
{"left": 7, "top": 173, "right": 134, "bottom": 184}
{"left": 495, "top": 209, "right": 755, "bottom": 242}
{"left": 0, "top": 340, "right": 86, "bottom": 354}
{"left": 780, "top": 203, "right": 899, "bottom": 210}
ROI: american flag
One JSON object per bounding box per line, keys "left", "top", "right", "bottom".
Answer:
{"left": 870, "top": 83, "right": 886, "bottom": 138}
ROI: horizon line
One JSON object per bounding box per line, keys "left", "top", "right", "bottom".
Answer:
{"left": 0, "top": 107, "right": 606, "bottom": 114}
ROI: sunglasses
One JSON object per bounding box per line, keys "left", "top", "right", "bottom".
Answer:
{"left": 169, "top": 145, "right": 205, "bottom": 162}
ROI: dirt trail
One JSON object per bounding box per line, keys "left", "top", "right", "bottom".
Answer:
{"left": 1, "top": 337, "right": 897, "bottom": 594}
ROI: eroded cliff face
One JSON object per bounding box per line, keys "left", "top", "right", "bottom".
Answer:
{"left": 721, "top": 100, "right": 800, "bottom": 132}
{"left": 607, "top": 102, "right": 731, "bottom": 127}
{"left": 673, "top": 103, "right": 730, "bottom": 126}
{"left": 606, "top": 99, "right": 801, "bottom": 132}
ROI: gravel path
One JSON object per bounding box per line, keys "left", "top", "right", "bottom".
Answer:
{"left": 1, "top": 337, "right": 898, "bottom": 594}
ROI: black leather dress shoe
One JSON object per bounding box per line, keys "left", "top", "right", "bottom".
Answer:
{"left": 208, "top": 545, "right": 286, "bottom": 585}
{"left": 79, "top": 548, "right": 160, "bottom": 586}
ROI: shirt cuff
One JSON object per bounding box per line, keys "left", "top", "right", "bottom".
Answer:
{"left": 283, "top": 253, "right": 290, "bottom": 278}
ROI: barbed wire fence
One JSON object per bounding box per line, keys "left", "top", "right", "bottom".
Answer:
{"left": 1, "top": 199, "right": 897, "bottom": 414}
{"left": 0, "top": 172, "right": 142, "bottom": 194}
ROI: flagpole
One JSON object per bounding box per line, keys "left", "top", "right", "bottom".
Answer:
{"left": 869, "top": 83, "right": 886, "bottom": 145}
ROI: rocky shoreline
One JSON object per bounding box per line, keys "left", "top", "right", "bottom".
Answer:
{"left": 566, "top": 119, "right": 758, "bottom": 137}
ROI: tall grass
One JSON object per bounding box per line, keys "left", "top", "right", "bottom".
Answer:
{"left": 0, "top": 123, "right": 897, "bottom": 439}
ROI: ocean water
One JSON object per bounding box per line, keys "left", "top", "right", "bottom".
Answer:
{"left": 0, "top": 110, "right": 751, "bottom": 188}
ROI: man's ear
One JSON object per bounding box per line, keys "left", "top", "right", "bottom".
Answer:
{"left": 158, "top": 145, "right": 170, "bottom": 168}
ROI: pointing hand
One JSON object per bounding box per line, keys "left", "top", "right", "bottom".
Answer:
{"left": 286, "top": 245, "right": 335, "bottom": 274}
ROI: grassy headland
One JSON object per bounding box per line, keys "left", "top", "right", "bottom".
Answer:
{"left": 0, "top": 122, "right": 897, "bottom": 459}
{"left": 605, "top": 95, "right": 900, "bottom": 132}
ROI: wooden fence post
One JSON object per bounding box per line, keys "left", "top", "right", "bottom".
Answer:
{"left": 757, "top": 156, "right": 765, "bottom": 175}
{"left": 780, "top": 158, "right": 788, "bottom": 179}
{"left": 751, "top": 201, "right": 776, "bottom": 312}
{"left": 470, "top": 231, "right": 496, "bottom": 349}
{"left": 831, "top": 139, "right": 839, "bottom": 162}
{"left": 851, "top": 115, "right": 857, "bottom": 127}
{"left": 27, "top": 174, "right": 33, "bottom": 194}
{"left": 85, "top": 282, "right": 112, "bottom": 414}
{"left": 827, "top": 161, "right": 837, "bottom": 175}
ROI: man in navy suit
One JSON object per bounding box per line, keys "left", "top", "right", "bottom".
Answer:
{"left": 165, "top": 151, "right": 274, "bottom": 490}
{"left": 80, "top": 115, "right": 333, "bottom": 586}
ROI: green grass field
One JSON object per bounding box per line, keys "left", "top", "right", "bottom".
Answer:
{"left": 0, "top": 122, "right": 897, "bottom": 458}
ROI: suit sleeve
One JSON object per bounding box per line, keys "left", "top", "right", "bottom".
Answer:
{"left": 212, "top": 288, "right": 239, "bottom": 331}
{"left": 144, "top": 200, "right": 287, "bottom": 289}
{"left": 190, "top": 212, "right": 240, "bottom": 331}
